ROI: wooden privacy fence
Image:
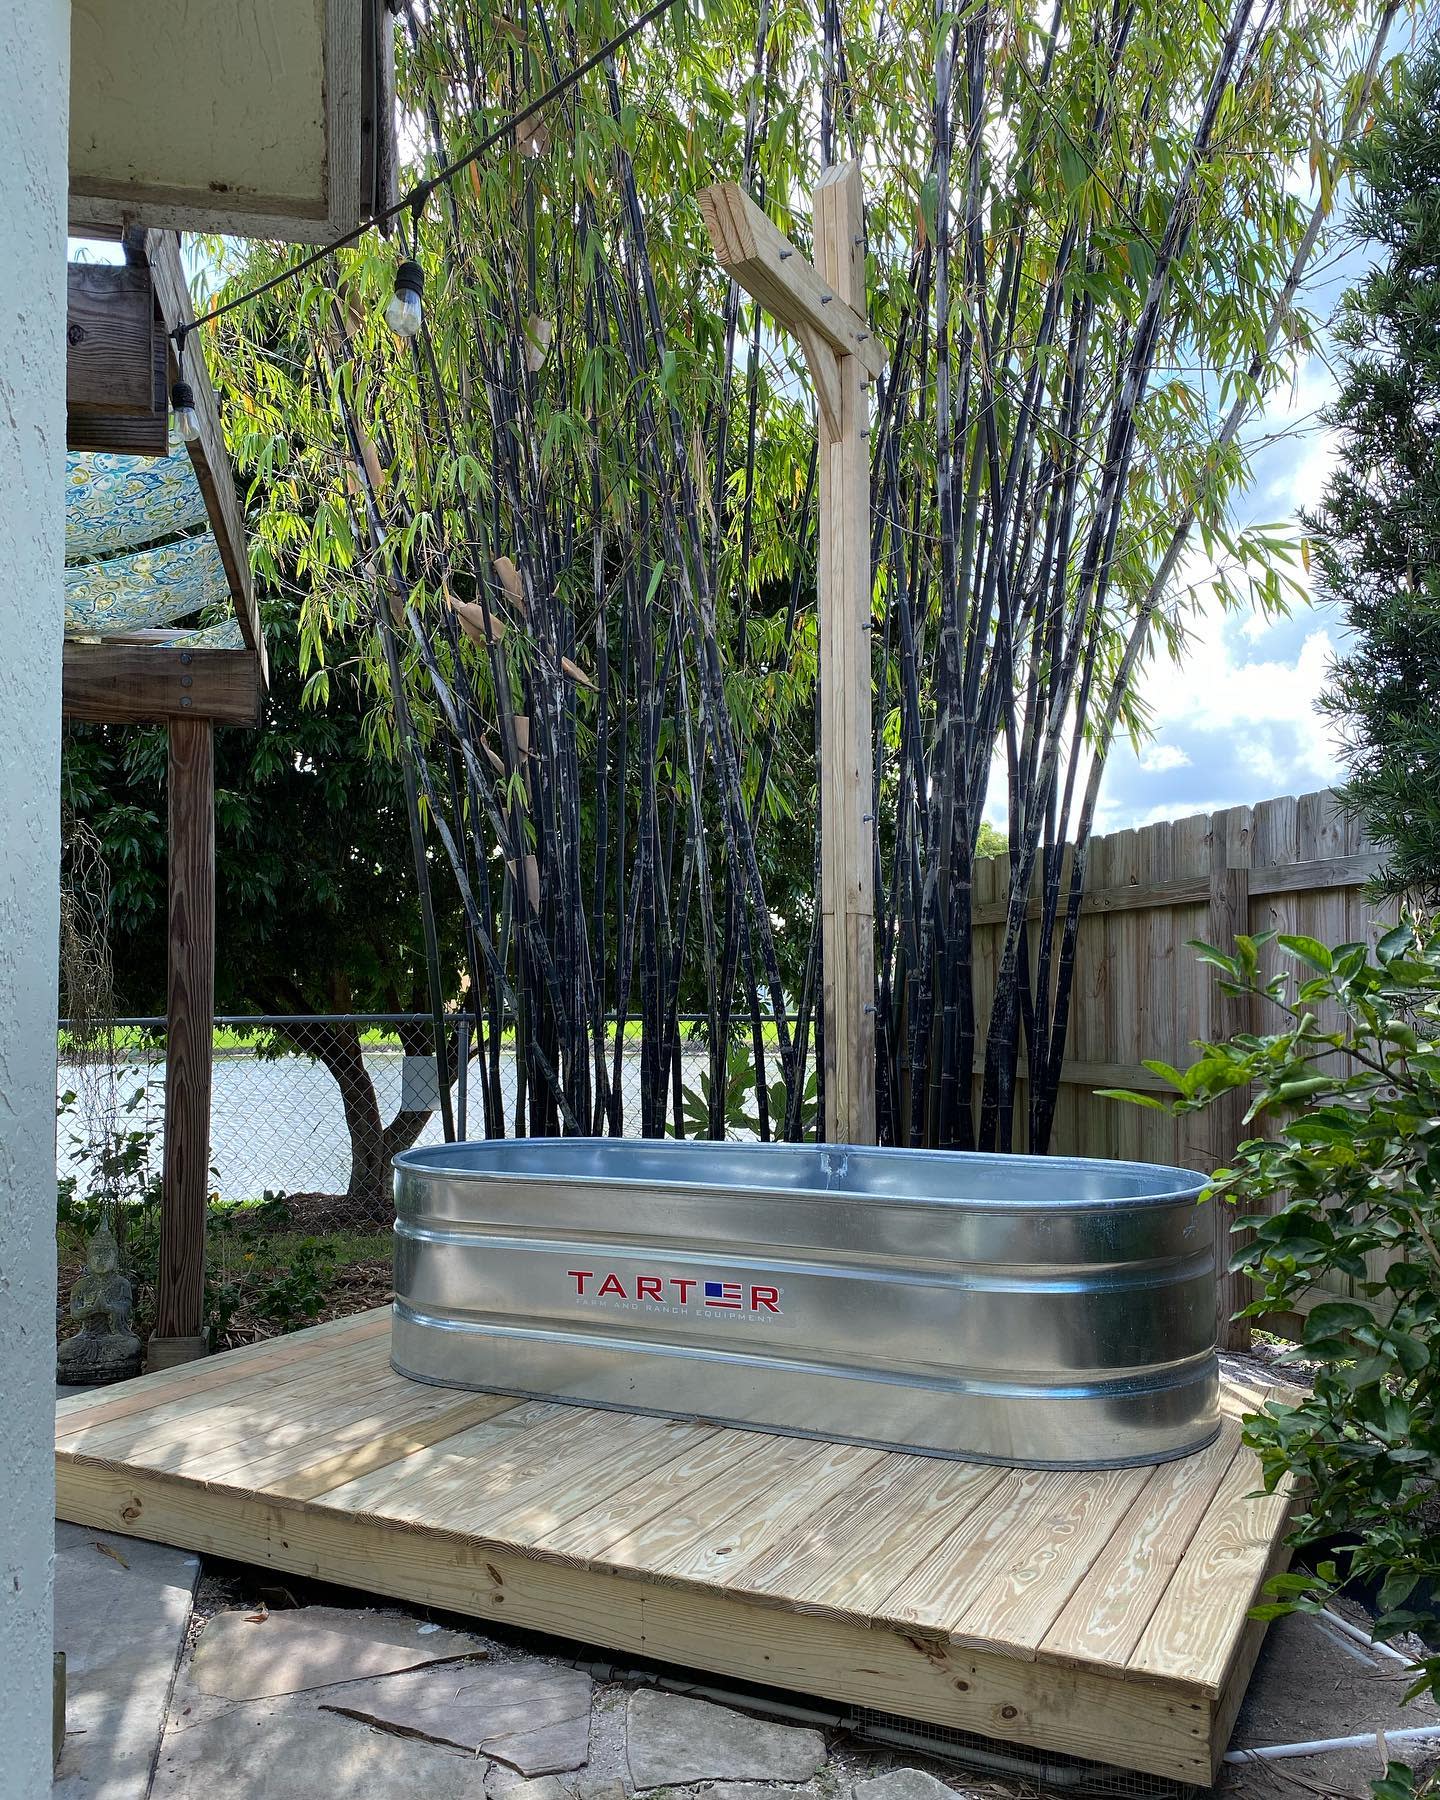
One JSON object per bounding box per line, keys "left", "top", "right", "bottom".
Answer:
{"left": 970, "top": 788, "right": 1395, "bottom": 1344}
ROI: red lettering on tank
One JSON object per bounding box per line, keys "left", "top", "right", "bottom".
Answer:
{"left": 671, "top": 1277, "right": 696, "bottom": 1304}
{"left": 750, "top": 1285, "right": 781, "bottom": 1314}
{"left": 598, "top": 1273, "right": 627, "bottom": 1298}
{"left": 636, "top": 1276, "right": 663, "bottom": 1302}
{"left": 567, "top": 1270, "right": 594, "bottom": 1294}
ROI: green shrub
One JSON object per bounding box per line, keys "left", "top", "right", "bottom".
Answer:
{"left": 675, "top": 1041, "right": 818, "bottom": 1140}
{"left": 1108, "top": 920, "right": 1440, "bottom": 1795}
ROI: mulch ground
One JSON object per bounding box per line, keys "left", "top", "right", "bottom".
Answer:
{"left": 58, "top": 1184, "right": 395, "bottom": 1355}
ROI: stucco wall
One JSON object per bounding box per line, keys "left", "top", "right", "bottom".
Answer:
{"left": 0, "top": 0, "right": 69, "bottom": 1791}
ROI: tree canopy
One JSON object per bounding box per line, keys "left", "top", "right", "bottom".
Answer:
{"left": 63, "top": 595, "right": 467, "bottom": 1213}
{"left": 1314, "top": 44, "right": 1440, "bottom": 902}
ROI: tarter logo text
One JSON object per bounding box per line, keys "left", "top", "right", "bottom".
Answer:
{"left": 566, "top": 1270, "right": 782, "bottom": 1315}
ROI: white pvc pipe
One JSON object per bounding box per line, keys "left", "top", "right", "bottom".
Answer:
{"left": 1319, "top": 1605, "right": 1415, "bottom": 1668}
{"left": 1313, "top": 1613, "right": 1387, "bottom": 1667}
{"left": 1225, "top": 1725, "right": 1440, "bottom": 1765}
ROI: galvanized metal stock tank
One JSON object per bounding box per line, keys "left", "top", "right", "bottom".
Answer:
{"left": 391, "top": 1139, "right": 1218, "bottom": 1468}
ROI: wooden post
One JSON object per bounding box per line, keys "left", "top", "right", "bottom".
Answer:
{"left": 699, "top": 165, "right": 882, "bottom": 1145}
{"left": 1207, "top": 803, "right": 1252, "bottom": 1351}
{"left": 813, "top": 165, "right": 875, "bottom": 1147}
{"left": 149, "top": 717, "right": 215, "bottom": 1368}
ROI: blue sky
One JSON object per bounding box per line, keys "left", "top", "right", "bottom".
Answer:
{"left": 1092, "top": 373, "right": 1346, "bottom": 834}
{"left": 1084, "top": 241, "right": 1371, "bottom": 836}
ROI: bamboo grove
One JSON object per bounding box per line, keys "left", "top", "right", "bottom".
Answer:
{"left": 207, "top": 0, "right": 1403, "bottom": 1147}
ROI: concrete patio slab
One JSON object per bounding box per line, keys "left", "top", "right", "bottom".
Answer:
{"left": 319, "top": 1660, "right": 593, "bottom": 1774}
{"left": 190, "top": 1606, "right": 484, "bottom": 1700}
{"left": 53, "top": 1523, "right": 199, "bottom": 1800}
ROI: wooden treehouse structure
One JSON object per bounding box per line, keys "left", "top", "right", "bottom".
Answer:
{"left": 63, "top": 0, "right": 399, "bottom": 1363}
{"left": 63, "top": 229, "right": 264, "bottom": 1368}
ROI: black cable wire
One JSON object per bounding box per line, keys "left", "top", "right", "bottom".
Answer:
{"left": 172, "top": 0, "right": 686, "bottom": 348}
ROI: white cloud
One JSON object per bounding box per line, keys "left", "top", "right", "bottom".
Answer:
{"left": 1137, "top": 743, "right": 1191, "bottom": 774}
{"left": 982, "top": 331, "right": 1356, "bottom": 839}
{"left": 1087, "top": 337, "right": 1352, "bottom": 831}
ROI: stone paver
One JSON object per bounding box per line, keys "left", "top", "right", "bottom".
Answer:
{"left": 321, "top": 1660, "right": 593, "bottom": 1773}
{"left": 53, "top": 1523, "right": 200, "bottom": 1800}
{"left": 190, "top": 1606, "right": 484, "bottom": 1700}
{"left": 625, "top": 1692, "right": 827, "bottom": 1789}
{"left": 573, "top": 1780, "right": 627, "bottom": 1800}
{"left": 706, "top": 1785, "right": 812, "bottom": 1800}
{"left": 485, "top": 1774, "right": 571, "bottom": 1800}
{"left": 149, "top": 1689, "right": 491, "bottom": 1800}
{"left": 853, "top": 1772, "right": 959, "bottom": 1800}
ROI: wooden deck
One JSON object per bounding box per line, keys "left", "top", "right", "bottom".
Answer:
{"left": 55, "top": 1309, "right": 1293, "bottom": 1784}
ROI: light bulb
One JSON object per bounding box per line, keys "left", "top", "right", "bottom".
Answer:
{"left": 385, "top": 259, "right": 424, "bottom": 339}
{"left": 170, "top": 380, "right": 201, "bottom": 444}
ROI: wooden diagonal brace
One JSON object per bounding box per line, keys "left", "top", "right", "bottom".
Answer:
{"left": 697, "top": 182, "right": 886, "bottom": 380}
{"left": 793, "top": 324, "right": 843, "bottom": 438}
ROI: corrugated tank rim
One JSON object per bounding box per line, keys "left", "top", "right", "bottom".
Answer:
{"left": 392, "top": 1138, "right": 1208, "bottom": 1211}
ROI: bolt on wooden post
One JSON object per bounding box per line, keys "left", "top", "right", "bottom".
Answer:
{"left": 699, "top": 163, "right": 883, "bottom": 1145}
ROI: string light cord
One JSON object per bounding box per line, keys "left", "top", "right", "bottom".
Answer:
{"left": 170, "top": 0, "right": 686, "bottom": 351}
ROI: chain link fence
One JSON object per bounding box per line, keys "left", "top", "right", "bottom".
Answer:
{"left": 56, "top": 1013, "right": 803, "bottom": 1348}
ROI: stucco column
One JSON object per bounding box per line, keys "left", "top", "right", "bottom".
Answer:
{"left": 0, "top": 0, "right": 69, "bottom": 1792}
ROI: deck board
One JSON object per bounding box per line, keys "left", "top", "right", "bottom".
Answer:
{"left": 54, "top": 1308, "right": 1292, "bottom": 1785}
{"left": 1042, "top": 1424, "right": 1240, "bottom": 1671}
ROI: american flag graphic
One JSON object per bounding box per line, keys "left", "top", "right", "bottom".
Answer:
{"left": 704, "top": 1280, "right": 743, "bottom": 1308}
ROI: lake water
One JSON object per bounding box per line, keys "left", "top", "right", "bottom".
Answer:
{"left": 56, "top": 1046, "right": 718, "bottom": 1202}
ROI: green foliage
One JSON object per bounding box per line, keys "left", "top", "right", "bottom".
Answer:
{"left": 976, "top": 822, "right": 1007, "bottom": 860}
{"left": 1107, "top": 923, "right": 1440, "bottom": 1795}
{"left": 674, "top": 1041, "right": 818, "bottom": 1140}
{"left": 55, "top": 1084, "right": 162, "bottom": 1268}
{"left": 62, "top": 594, "right": 460, "bottom": 1019}
{"left": 55, "top": 1108, "right": 341, "bottom": 1343}
{"left": 205, "top": 1203, "right": 341, "bottom": 1341}
{"left": 1313, "top": 47, "right": 1440, "bottom": 903}
{"left": 117, "top": 1191, "right": 362, "bottom": 1343}
{"left": 1376, "top": 1764, "right": 1432, "bottom": 1800}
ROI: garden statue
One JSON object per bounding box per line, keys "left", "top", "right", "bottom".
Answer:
{"left": 57, "top": 1221, "right": 141, "bottom": 1385}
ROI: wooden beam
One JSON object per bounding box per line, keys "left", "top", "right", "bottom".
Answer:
{"left": 65, "top": 263, "right": 168, "bottom": 455}
{"left": 973, "top": 1056, "right": 1179, "bottom": 1094}
{"left": 813, "top": 163, "right": 876, "bottom": 1147}
{"left": 697, "top": 181, "right": 887, "bottom": 379}
{"left": 150, "top": 719, "right": 215, "bottom": 1366}
{"left": 68, "top": 0, "right": 388, "bottom": 245}
{"left": 145, "top": 231, "right": 265, "bottom": 678}
{"left": 65, "top": 263, "right": 164, "bottom": 415}
{"left": 62, "top": 642, "right": 261, "bottom": 726}
{"left": 700, "top": 162, "right": 880, "bottom": 1144}
{"left": 969, "top": 851, "right": 1386, "bottom": 927}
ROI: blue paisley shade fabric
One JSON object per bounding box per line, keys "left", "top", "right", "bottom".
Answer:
{"left": 156, "top": 618, "right": 245, "bottom": 649}
{"left": 64, "top": 539, "right": 231, "bottom": 635}
{"left": 65, "top": 449, "right": 209, "bottom": 563}
{"left": 63, "top": 447, "right": 231, "bottom": 637}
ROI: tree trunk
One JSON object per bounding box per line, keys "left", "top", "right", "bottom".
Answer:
{"left": 301, "top": 1019, "right": 444, "bottom": 1226}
